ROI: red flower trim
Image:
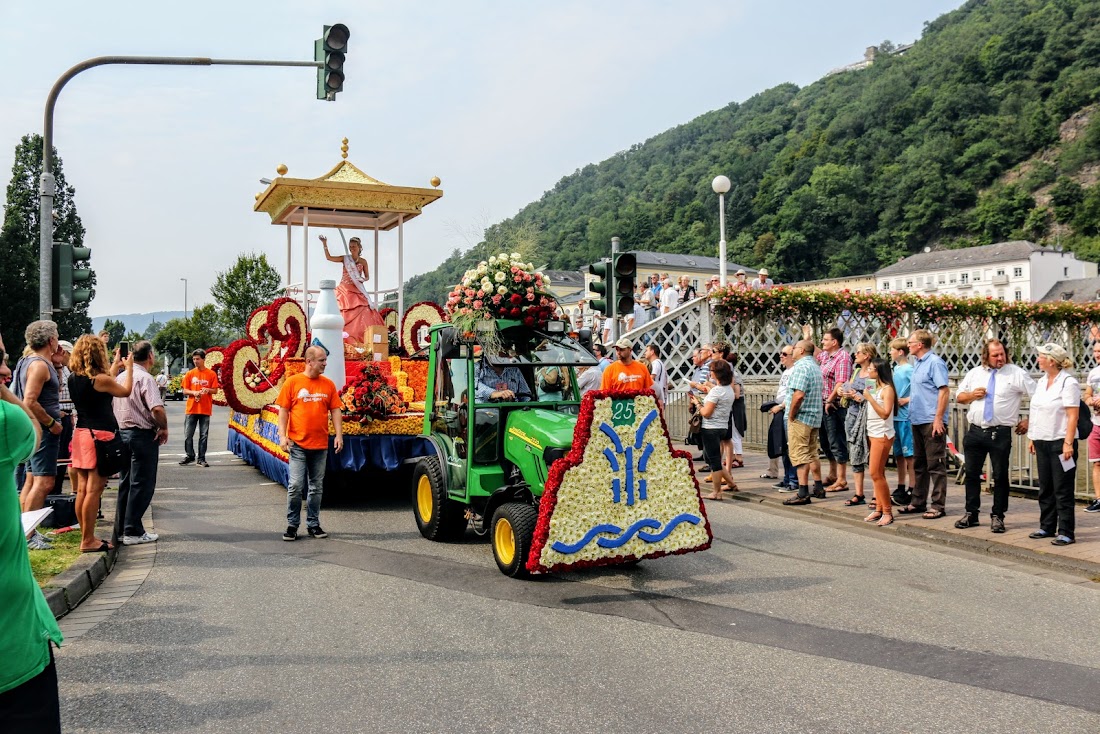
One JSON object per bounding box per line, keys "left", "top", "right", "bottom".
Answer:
{"left": 527, "top": 389, "right": 712, "bottom": 574}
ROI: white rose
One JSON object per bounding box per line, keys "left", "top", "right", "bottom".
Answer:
{"left": 543, "top": 275, "right": 552, "bottom": 285}
{"left": 499, "top": 252, "right": 510, "bottom": 261}
{"left": 511, "top": 252, "right": 523, "bottom": 262}
{"left": 495, "top": 272, "right": 506, "bottom": 283}
{"left": 497, "top": 285, "right": 508, "bottom": 295}
{"left": 488, "top": 255, "right": 497, "bottom": 265}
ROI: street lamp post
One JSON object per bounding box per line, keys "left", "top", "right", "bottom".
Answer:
{"left": 712, "top": 175, "right": 731, "bottom": 287}
{"left": 180, "top": 277, "right": 188, "bottom": 366}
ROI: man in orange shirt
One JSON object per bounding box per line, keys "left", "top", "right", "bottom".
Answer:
{"left": 179, "top": 349, "right": 220, "bottom": 468}
{"left": 276, "top": 346, "right": 344, "bottom": 541}
{"left": 601, "top": 338, "right": 654, "bottom": 393}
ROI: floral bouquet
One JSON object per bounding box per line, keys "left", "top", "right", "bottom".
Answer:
{"left": 340, "top": 361, "right": 407, "bottom": 420}
{"left": 446, "top": 253, "right": 559, "bottom": 335}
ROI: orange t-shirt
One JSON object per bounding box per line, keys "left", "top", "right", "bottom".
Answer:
{"left": 275, "top": 373, "right": 341, "bottom": 450}
{"left": 600, "top": 360, "right": 653, "bottom": 393}
{"left": 183, "top": 367, "right": 220, "bottom": 416}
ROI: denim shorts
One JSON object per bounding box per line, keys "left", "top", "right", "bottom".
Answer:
{"left": 25, "top": 430, "right": 60, "bottom": 476}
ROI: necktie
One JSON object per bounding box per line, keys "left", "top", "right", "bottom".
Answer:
{"left": 983, "top": 369, "right": 997, "bottom": 424}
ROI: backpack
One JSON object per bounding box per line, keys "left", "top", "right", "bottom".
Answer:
{"left": 1079, "top": 400, "right": 1093, "bottom": 440}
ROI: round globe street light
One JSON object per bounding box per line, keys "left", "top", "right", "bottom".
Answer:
{"left": 712, "top": 175, "right": 731, "bottom": 287}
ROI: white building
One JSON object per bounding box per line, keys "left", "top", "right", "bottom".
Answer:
{"left": 874, "top": 241, "right": 1098, "bottom": 302}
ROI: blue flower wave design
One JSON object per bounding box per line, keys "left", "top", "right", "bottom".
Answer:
{"left": 549, "top": 513, "right": 702, "bottom": 554}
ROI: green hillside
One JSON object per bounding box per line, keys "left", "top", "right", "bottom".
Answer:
{"left": 406, "top": 0, "right": 1100, "bottom": 305}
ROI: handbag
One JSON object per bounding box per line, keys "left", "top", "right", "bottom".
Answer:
{"left": 94, "top": 431, "right": 129, "bottom": 477}
{"left": 688, "top": 411, "right": 702, "bottom": 436}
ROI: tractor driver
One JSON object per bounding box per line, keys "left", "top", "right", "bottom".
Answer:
{"left": 475, "top": 357, "right": 532, "bottom": 403}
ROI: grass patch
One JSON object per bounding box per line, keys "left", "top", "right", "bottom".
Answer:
{"left": 29, "top": 527, "right": 85, "bottom": 587}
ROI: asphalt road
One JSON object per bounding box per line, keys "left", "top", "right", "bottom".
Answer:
{"left": 55, "top": 405, "right": 1100, "bottom": 733}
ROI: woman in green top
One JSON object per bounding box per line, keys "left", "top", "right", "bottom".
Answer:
{"left": 0, "top": 380, "right": 63, "bottom": 731}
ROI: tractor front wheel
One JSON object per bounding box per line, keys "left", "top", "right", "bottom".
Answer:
{"left": 490, "top": 503, "right": 538, "bottom": 578}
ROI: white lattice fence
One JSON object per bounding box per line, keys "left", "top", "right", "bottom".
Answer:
{"left": 621, "top": 297, "right": 711, "bottom": 385}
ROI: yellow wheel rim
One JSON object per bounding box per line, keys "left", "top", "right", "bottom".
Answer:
{"left": 494, "top": 517, "right": 516, "bottom": 566}
{"left": 416, "top": 475, "right": 434, "bottom": 522}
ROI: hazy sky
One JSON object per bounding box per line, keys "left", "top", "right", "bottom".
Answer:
{"left": 0, "top": 0, "right": 963, "bottom": 317}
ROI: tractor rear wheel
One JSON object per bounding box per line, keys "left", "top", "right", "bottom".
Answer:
{"left": 491, "top": 502, "right": 538, "bottom": 578}
{"left": 412, "top": 457, "right": 467, "bottom": 541}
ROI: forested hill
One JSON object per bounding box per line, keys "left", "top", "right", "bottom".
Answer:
{"left": 406, "top": 0, "right": 1100, "bottom": 305}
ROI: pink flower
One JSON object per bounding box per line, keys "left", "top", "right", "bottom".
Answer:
{"left": 465, "top": 289, "right": 475, "bottom": 298}
{"left": 526, "top": 286, "right": 534, "bottom": 294}
{"left": 477, "top": 290, "right": 485, "bottom": 298}
{"left": 514, "top": 275, "right": 523, "bottom": 283}
{"left": 523, "top": 274, "right": 532, "bottom": 282}
{"left": 526, "top": 293, "right": 535, "bottom": 302}
{"left": 511, "top": 266, "right": 520, "bottom": 273}
{"left": 473, "top": 300, "right": 483, "bottom": 309}
{"left": 492, "top": 295, "right": 502, "bottom": 305}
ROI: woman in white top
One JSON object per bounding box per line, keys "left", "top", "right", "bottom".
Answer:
{"left": 862, "top": 358, "right": 897, "bottom": 527}
{"left": 699, "top": 359, "right": 738, "bottom": 499}
{"left": 1026, "top": 342, "right": 1080, "bottom": 546}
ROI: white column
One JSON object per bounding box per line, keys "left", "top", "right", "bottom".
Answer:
{"left": 373, "top": 225, "right": 380, "bottom": 306}
{"left": 398, "top": 215, "right": 405, "bottom": 315}
{"left": 302, "top": 207, "right": 310, "bottom": 327}
{"left": 718, "top": 192, "right": 727, "bottom": 288}
{"left": 286, "top": 223, "right": 292, "bottom": 295}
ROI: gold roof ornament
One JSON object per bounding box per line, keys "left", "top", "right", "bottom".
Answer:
{"left": 254, "top": 137, "right": 443, "bottom": 231}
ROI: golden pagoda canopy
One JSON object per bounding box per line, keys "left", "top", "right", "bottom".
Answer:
{"left": 254, "top": 141, "right": 442, "bottom": 231}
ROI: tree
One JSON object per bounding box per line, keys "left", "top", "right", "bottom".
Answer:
{"left": 152, "top": 303, "right": 229, "bottom": 368}
{"left": 0, "top": 134, "right": 91, "bottom": 351}
{"left": 142, "top": 319, "right": 165, "bottom": 341}
{"left": 210, "top": 253, "right": 283, "bottom": 337}
{"left": 101, "top": 318, "right": 126, "bottom": 347}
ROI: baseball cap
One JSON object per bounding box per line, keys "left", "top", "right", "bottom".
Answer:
{"left": 614, "top": 337, "right": 634, "bottom": 350}
{"left": 1036, "top": 343, "right": 1069, "bottom": 363}
{"left": 57, "top": 340, "right": 74, "bottom": 352}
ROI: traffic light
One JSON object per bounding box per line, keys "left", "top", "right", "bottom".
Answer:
{"left": 613, "top": 252, "right": 636, "bottom": 316}
{"left": 52, "top": 242, "right": 92, "bottom": 312}
{"left": 315, "top": 23, "right": 350, "bottom": 100}
{"left": 588, "top": 259, "right": 613, "bottom": 317}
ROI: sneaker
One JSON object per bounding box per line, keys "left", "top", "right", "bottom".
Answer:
{"left": 307, "top": 526, "right": 329, "bottom": 539}
{"left": 179, "top": 457, "right": 194, "bottom": 465}
{"left": 783, "top": 495, "right": 812, "bottom": 505}
{"left": 990, "top": 516, "right": 1005, "bottom": 534}
{"left": 773, "top": 481, "right": 787, "bottom": 489}
{"left": 282, "top": 526, "right": 298, "bottom": 541}
{"left": 1085, "top": 498, "right": 1100, "bottom": 513}
{"left": 777, "top": 484, "right": 799, "bottom": 493}
{"left": 27, "top": 531, "right": 53, "bottom": 550}
{"left": 197, "top": 460, "right": 210, "bottom": 468}
{"left": 954, "top": 514, "right": 979, "bottom": 529}
{"left": 122, "top": 532, "right": 159, "bottom": 545}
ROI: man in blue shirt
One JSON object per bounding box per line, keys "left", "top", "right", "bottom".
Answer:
{"left": 474, "top": 358, "right": 532, "bottom": 402}
{"left": 903, "top": 329, "right": 950, "bottom": 518}
{"left": 783, "top": 339, "right": 827, "bottom": 505}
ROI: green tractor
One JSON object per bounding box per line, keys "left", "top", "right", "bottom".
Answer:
{"left": 411, "top": 319, "right": 596, "bottom": 577}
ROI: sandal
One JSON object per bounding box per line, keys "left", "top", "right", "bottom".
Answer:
{"left": 877, "top": 514, "right": 895, "bottom": 527}
{"left": 843, "top": 494, "right": 865, "bottom": 506}
{"left": 730, "top": 459, "right": 745, "bottom": 468}
{"left": 897, "top": 505, "right": 927, "bottom": 515}
{"left": 863, "top": 511, "right": 882, "bottom": 522}
{"left": 703, "top": 494, "right": 724, "bottom": 501}
{"left": 922, "top": 509, "right": 946, "bottom": 519}
{"left": 824, "top": 482, "right": 848, "bottom": 493}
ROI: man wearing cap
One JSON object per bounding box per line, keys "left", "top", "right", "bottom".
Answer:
{"left": 180, "top": 349, "right": 220, "bottom": 467}
{"left": 954, "top": 339, "right": 1035, "bottom": 533}
{"left": 751, "top": 268, "right": 774, "bottom": 290}
{"left": 601, "top": 338, "right": 653, "bottom": 393}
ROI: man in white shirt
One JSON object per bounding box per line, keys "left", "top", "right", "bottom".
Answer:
{"left": 954, "top": 339, "right": 1035, "bottom": 533}
{"left": 750, "top": 268, "right": 774, "bottom": 290}
{"left": 659, "top": 279, "right": 679, "bottom": 315}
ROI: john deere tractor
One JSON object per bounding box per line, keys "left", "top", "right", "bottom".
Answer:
{"left": 411, "top": 319, "right": 595, "bottom": 577}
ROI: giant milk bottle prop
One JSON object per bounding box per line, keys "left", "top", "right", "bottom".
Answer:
{"left": 311, "top": 279, "right": 347, "bottom": 387}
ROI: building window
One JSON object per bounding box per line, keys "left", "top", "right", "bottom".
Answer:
{"left": 937, "top": 273, "right": 946, "bottom": 284}
{"left": 692, "top": 279, "right": 699, "bottom": 290}
{"left": 948, "top": 273, "right": 957, "bottom": 284}
{"left": 998, "top": 291, "right": 1006, "bottom": 301}
{"left": 1065, "top": 266, "right": 1070, "bottom": 277}
{"left": 1013, "top": 267, "right": 1023, "bottom": 278}
{"left": 1014, "top": 290, "right": 1022, "bottom": 301}
{"left": 881, "top": 280, "right": 890, "bottom": 290}
{"left": 915, "top": 276, "right": 923, "bottom": 287}
{"left": 960, "top": 273, "right": 969, "bottom": 285}
{"left": 973, "top": 270, "right": 981, "bottom": 281}
{"left": 996, "top": 269, "right": 1005, "bottom": 276}
{"left": 905, "top": 279, "right": 913, "bottom": 289}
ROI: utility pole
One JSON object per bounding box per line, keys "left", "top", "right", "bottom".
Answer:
{"left": 611, "top": 237, "right": 621, "bottom": 343}
{"left": 39, "top": 30, "right": 348, "bottom": 319}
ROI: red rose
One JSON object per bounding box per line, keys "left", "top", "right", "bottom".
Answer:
{"left": 511, "top": 294, "right": 522, "bottom": 304}
{"left": 524, "top": 316, "right": 536, "bottom": 327}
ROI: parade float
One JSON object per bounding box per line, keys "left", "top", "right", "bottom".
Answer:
{"left": 219, "top": 140, "right": 710, "bottom": 578}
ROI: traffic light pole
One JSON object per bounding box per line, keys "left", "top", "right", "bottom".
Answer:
{"left": 610, "top": 236, "right": 620, "bottom": 343}
{"left": 39, "top": 55, "right": 324, "bottom": 320}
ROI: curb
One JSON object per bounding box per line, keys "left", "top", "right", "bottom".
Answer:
{"left": 42, "top": 545, "right": 120, "bottom": 619}
{"left": 730, "top": 491, "right": 1100, "bottom": 580}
